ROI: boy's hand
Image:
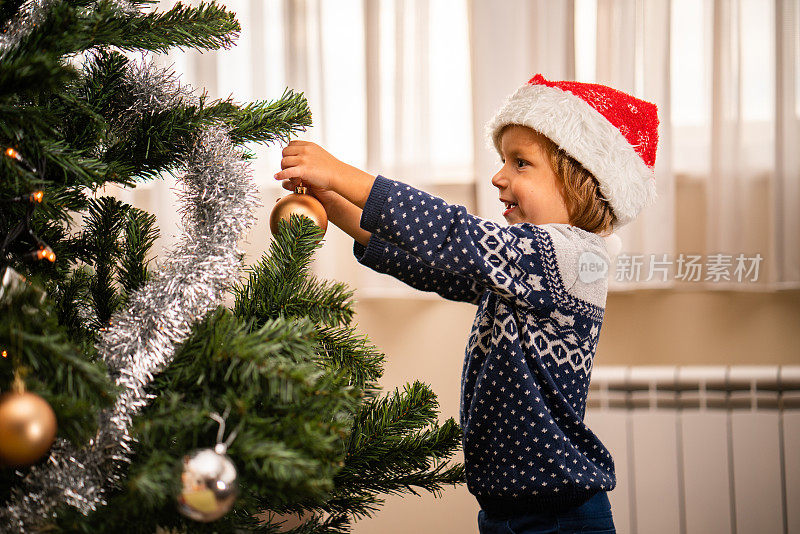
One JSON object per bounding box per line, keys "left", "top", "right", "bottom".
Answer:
{"left": 275, "top": 140, "right": 343, "bottom": 192}
{"left": 275, "top": 140, "right": 376, "bottom": 209}
{"left": 279, "top": 179, "right": 339, "bottom": 208}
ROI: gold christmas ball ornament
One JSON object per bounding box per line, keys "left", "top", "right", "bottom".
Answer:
{"left": 177, "top": 446, "right": 239, "bottom": 522}
{"left": 0, "top": 378, "right": 57, "bottom": 467}
{"left": 269, "top": 185, "right": 328, "bottom": 239}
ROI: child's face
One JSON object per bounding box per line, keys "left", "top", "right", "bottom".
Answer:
{"left": 491, "top": 125, "right": 571, "bottom": 226}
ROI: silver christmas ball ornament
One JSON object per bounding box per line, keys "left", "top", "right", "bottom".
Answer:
{"left": 177, "top": 445, "right": 238, "bottom": 522}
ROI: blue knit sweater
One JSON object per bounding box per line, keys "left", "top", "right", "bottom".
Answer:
{"left": 353, "top": 175, "right": 615, "bottom": 514}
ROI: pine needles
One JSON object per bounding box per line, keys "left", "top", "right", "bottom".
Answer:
{"left": 0, "top": 1, "right": 463, "bottom": 531}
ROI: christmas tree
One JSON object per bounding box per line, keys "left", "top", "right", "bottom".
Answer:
{"left": 0, "top": 1, "right": 463, "bottom": 532}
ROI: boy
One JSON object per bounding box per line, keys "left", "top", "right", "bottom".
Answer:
{"left": 275, "top": 74, "right": 658, "bottom": 533}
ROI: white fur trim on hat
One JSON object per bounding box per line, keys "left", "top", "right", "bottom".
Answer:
{"left": 486, "top": 83, "right": 657, "bottom": 229}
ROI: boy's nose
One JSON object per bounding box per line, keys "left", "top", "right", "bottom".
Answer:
{"left": 491, "top": 170, "right": 507, "bottom": 189}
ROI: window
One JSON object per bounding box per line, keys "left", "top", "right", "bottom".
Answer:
{"left": 158, "top": 0, "right": 474, "bottom": 187}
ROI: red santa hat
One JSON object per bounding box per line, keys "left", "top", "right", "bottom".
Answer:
{"left": 486, "top": 74, "right": 659, "bottom": 229}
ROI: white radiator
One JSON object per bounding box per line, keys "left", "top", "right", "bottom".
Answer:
{"left": 585, "top": 366, "right": 800, "bottom": 534}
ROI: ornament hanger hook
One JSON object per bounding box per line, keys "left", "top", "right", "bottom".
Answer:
{"left": 12, "top": 369, "right": 25, "bottom": 393}
{"left": 209, "top": 407, "right": 240, "bottom": 454}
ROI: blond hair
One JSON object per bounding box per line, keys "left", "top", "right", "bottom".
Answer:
{"left": 535, "top": 133, "right": 616, "bottom": 236}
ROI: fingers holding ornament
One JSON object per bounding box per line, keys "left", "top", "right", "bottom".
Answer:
{"left": 275, "top": 140, "right": 342, "bottom": 192}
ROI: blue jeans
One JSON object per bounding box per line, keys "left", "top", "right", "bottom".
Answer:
{"left": 477, "top": 492, "right": 615, "bottom": 534}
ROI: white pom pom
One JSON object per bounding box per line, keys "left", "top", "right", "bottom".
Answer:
{"left": 602, "top": 232, "right": 623, "bottom": 261}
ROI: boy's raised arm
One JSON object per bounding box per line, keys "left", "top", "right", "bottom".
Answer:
{"left": 296, "top": 186, "right": 484, "bottom": 304}
{"left": 352, "top": 234, "right": 484, "bottom": 305}
{"left": 358, "top": 176, "right": 574, "bottom": 311}
{"left": 275, "top": 141, "right": 566, "bottom": 310}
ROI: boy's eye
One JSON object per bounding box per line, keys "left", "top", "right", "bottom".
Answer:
{"left": 500, "top": 157, "right": 529, "bottom": 167}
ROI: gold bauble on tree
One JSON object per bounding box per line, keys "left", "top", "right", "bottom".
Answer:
{"left": 269, "top": 185, "right": 328, "bottom": 239}
{"left": 0, "top": 374, "right": 57, "bottom": 467}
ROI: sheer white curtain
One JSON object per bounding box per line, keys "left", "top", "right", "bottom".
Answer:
{"left": 469, "top": 0, "right": 577, "bottom": 223}
{"left": 667, "top": 0, "right": 799, "bottom": 290}
{"left": 775, "top": 0, "right": 800, "bottom": 288}
{"left": 301, "top": 0, "right": 474, "bottom": 297}
{"left": 128, "top": 0, "right": 798, "bottom": 296}
{"left": 704, "top": 0, "right": 799, "bottom": 290}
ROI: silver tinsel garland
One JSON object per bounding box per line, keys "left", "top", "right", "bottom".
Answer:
{"left": 0, "top": 4, "right": 262, "bottom": 529}
{"left": 0, "top": 0, "right": 55, "bottom": 50}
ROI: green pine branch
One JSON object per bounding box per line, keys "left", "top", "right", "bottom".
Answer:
{"left": 348, "top": 382, "right": 442, "bottom": 448}
{"left": 2, "top": 1, "right": 239, "bottom": 62}
{"left": 234, "top": 216, "right": 327, "bottom": 327}
{"left": 105, "top": 1, "right": 240, "bottom": 53}
{"left": 79, "top": 196, "right": 128, "bottom": 326}
{"left": 103, "top": 104, "right": 208, "bottom": 181}
{"left": 51, "top": 267, "right": 94, "bottom": 345}
{"left": 65, "top": 49, "right": 129, "bottom": 156}
{"left": 287, "top": 277, "right": 356, "bottom": 328}
{"left": 215, "top": 90, "right": 313, "bottom": 145}
{"left": 61, "top": 307, "right": 361, "bottom": 532}
{"left": 0, "top": 53, "right": 76, "bottom": 99}
{"left": 119, "top": 206, "right": 158, "bottom": 299}
{"left": 322, "top": 383, "right": 464, "bottom": 518}
{"left": 314, "top": 325, "right": 384, "bottom": 391}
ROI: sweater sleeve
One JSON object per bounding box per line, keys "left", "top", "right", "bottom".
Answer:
{"left": 353, "top": 235, "right": 484, "bottom": 305}
{"left": 360, "top": 175, "right": 558, "bottom": 309}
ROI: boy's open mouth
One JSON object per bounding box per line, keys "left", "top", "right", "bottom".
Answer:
{"left": 502, "top": 200, "right": 517, "bottom": 217}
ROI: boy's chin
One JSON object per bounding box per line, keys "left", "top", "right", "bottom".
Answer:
{"left": 505, "top": 216, "right": 538, "bottom": 226}
{"left": 504, "top": 213, "right": 527, "bottom": 224}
